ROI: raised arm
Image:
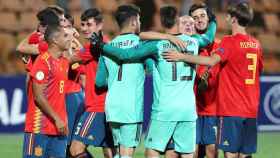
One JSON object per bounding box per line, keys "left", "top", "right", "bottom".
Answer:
{"left": 102, "top": 41, "right": 159, "bottom": 60}
{"left": 16, "top": 36, "right": 39, "bottom": 55}
{"left": 139, "top": 32, "right": 186, "bottom": 50}
{"left": 95, "top": 56, "right": 108, "bottom": 88}
{"left": 191, "top": 21, "right": 217, "bottom": 48}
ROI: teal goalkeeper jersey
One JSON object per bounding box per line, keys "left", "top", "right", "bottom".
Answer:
{"left": 103, "top": 33, "right": 144, "bottom": 123}
{"left": 99, "top": 34, "right": 199, "bottom": 121}
{"left": 152, "top": 34, "right": 199, "bottom": 121}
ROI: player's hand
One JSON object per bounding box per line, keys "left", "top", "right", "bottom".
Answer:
{"left": 167, "top": 35, "right": 187, "bottom": 51}
{"left": 54, "top": 117, "right": 67, "bottom": 135}
{"left": 207, "top": 7, "right": 216, "bottom": 23}
{"left": 197, "top": 71, "right": 209, "bottom": 93}
{"left": 89, "top": 31, "right": 105, "bottom": 56}
{"left": 162, "top": 51, "right": 186, "bottom": 62}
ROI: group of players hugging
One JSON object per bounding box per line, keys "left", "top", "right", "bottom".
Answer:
{"left": 17, "top": 1, "right": 263, "bottom": 158}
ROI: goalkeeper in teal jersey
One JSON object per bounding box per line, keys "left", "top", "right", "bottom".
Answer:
{"left": 96, "top": 5, "right": 151, "bottom": 158}
{"left": 94, "top": 5, "right": 216, "bottom": 158}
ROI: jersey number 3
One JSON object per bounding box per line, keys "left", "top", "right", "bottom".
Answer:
{"left": 245, "top": 53, "right": 257, "bottom": 85}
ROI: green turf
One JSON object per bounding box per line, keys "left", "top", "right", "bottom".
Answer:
{"left": 0, "top": 132, "right": 279, "bottom": 158}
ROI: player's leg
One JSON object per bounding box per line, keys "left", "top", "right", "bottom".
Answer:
{"left": 22, "top": 133, "right": 47, "bottom": 158}
{"left": 165, "top": 139, "right": 179, "bottom": 158}
{"left": 217, "top": 117, "right": 243, "bottom": 158}
{"left": 203, "top": 116, "right": 218, "bottom": 158}
{"left": 239, "top": 118, "right": 257, "bottom": 158}
{"left": 173, "top": 121, "right": 196, "bottom": 158}
{"left": 111, "top": 122, "right": 141, "bottom": 157}
{"left": 102, "top": 116, "right": 116, "bottom": 158}
{"left": 70, "top": 112, "right": 97, "bottom": 157}
{"left": 65, "top": 90, "right": 85, "bottom": 157}
{"left": 145, "top": 119, "right": 176, "bottom": 158}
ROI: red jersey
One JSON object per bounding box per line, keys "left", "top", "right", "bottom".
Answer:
{"left": 195, "top": 40, "right": 220, "bottom": 116}
{"left": 25, "top": 52, "right": 69, "bottom": 135}
{"left": 215, "top": 33, "right": 263, "bottom": 118}
{"left": 25, "top": 32, "right": 48, "bottom": 72}
{"left": 77, "top": 43, "right": 106, "bottom": 112}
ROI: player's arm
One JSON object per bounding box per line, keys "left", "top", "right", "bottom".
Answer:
{"left": 102, "top": 41, "right": 159, "bottom": 60}
{"left": 32, "top": 82, "right": 68, "bottom": 135}
{"left": 16, "top": 36, "right": 39, "bottom": 55}
{"left": 139, "top": 32, "right": 187, "bottom": 50}
{"left": 163, "top": 50, "right": 221, "bottom": 66}
{"left": 144, "top": 58, "right": 154, "bottom": 74}
{"left": 95, "top": 56, "right": 108, "bottom": 88}
{"left": 191, "top": 21, "right": 217, "bottom": 48}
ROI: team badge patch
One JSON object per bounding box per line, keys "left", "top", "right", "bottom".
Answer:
{"left": 35, "top": 71, "right": 45, "bottom": 81}
{"left": 34, "top": 146, "right": 43, "bottom": 156}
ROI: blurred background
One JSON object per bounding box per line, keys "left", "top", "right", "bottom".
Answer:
{"left": 0, "top": 0, "right": 280, "bottom": 74}
{"left": 0, "top": 0, "right": 279, "bottom": 157}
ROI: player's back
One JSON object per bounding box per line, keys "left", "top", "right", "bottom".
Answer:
{"left": 152, "top": 34, "right": 199, "bottom": 121}
{"left": 103, "top": 33, "right": 145, "bottom": 123}
{"left": 216, "top": 33, "right": 263, "bottom": 118}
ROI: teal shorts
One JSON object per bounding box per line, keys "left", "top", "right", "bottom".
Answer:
{"left": 145, "top": 120, "right": 196, "bottom": 153}
{"left": 110, "top": 122, "right": 142, "bottom": 148}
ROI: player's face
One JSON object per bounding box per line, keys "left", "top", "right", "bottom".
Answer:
{"left": 59, "top": 14, "right": 68, "bottom": 28}
{"left": 191, "top": 8, "right": 209, "bottom": 32}
{"left": 56, "top": 28, "right": 72, "bottom": 51}
{"left": 179, "top": 17, "right": 196, "bottom": 35}
{"left": 81, "top": 18, "right": 102, "bottom": 39}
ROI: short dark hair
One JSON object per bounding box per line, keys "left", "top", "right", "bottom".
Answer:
{"left": 47, "top": 5, "right": 65, "bottom": 16}
{"left": 44, "top": 25, "right": 62, "bottom": 44}
{"left": 81, "top": 8, "right": 103, "bottom": 24}
{"left": 36, "top": 8, "right": 60, "bottom": 27}
{"left": 65, "top": 12, "right": 74, "bottom": 26}
{"left": 160, "top": 5, "right": 178, "bottom": 29}
{"left": 189, "top": 3, "right": 216, "bottom": 22}
{"left": 114, "top": 4, "right": 141, "bottom": 28}
{"left": 227, "top": 2, "right": 253, "bottom": 26}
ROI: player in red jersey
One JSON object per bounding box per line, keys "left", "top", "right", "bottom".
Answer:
{"left": 188, "top": 3, "right": 220, "bottom": 158}
{"left": 163, "top": 3, "right": 263, "bottom": 158}
{"left": 68, "top": 8, "right": 115, "bottom": 158}
{"left": 22, "top": 25, "right": 72, "bottom": 158}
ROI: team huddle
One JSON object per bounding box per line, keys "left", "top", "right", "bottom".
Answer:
{"left": 17, "top": 2, "right": 263, "bottom": 158}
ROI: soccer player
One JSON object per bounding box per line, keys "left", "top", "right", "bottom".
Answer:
{"left": 68, "top": 8, "right": 115, "bottom": 158}
{"left": 22, "top": 25, "right": 71, "bottom": 158}
{"left": 94, "top": 5, "right": 201, "bottom": 158}
{"left": 163, "top": 3, "right": 263, "bottom": 158}
{"left": 96, "top": 4, "right": 146, "bottom": 158}
{"left": 188, "top": 3, "right": 220, "bottom": 158}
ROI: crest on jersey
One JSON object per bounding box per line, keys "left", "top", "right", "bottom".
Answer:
{"left": 35, "top": 71, "right": 45, "bottom": 81}
{"left": 34, "top": 146, "right": 43, "bottom": 156}
{"left": 217, "top": 47, "right": 224, "bottom": 54}
{"left": 264, "top": 83, "right": 280, "bottom": 124}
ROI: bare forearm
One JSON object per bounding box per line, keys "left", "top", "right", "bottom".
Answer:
{"left": 182, "top": 54, "right": 220, "bottom": 66}
{"left": 139, "top": 31, "right": 169, "bottom": 40}
{"left": 16, "top": 38, "right": 39, "bottom": 55}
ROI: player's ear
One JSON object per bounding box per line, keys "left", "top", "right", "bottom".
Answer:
{"left": 97, "top": 22, "right": 103, "bottom": 32}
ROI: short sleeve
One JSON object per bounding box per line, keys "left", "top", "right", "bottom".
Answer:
{"left": 30, "top": 58, "right": 49, "bottom": 84}
{"left": 215, "top": 37, "right": 231, "bottom": 63}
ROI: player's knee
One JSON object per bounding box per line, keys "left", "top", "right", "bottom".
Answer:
{"left": 70, "top": 140, "right": 86, "bottom": 156}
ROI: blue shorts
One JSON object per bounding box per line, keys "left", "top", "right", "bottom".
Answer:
{"left": 73, "top": 112, "right": 114, "bottom": 147}
{"left": 217, "top": 117, "right": 257, "bottom": 154}
{"left": 196, "top": 116, "right": 218, "bottom": 145}
{"left": 22, "top": 133, "right": 67, "bottom": 158}
{"left": 66, "top": 90, "right": 85, "bottom": 145}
